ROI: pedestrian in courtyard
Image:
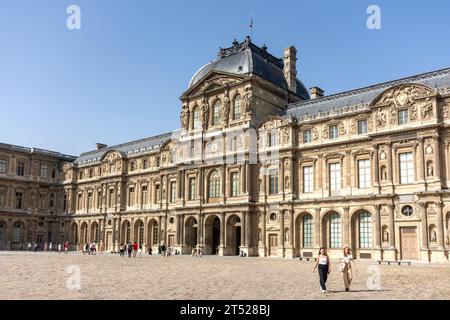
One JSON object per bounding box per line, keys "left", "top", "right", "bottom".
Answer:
{"left": 139, "top": 243, "right": 142, "bottom": 257}
{"left": 312, "top": 247, "right": 331, "bottom": 293}
{"left": 119, "top": 243, "right": 125, "bottom": 257}
{"left": 100, "top": 242, "right": 105, "bottom": 254}
{"left": 160, "top": 243, "right": 166, "bottom": 258}
{"left": 44, "top": 242, "right": 48, "bottom": 252}
{"left": 148, "top": 246, "right": 152, "bottom": 255}
{"left": 49, "top": 242, "right": 53, "bottom": 252}
{"left": 340, "top": 246, "right": 357, "bottom": 292}
{"left": 58, "top": 243, "right": 62, "bottom": 254}
{"left": 158, "top": 244, "right": 161, "bottom": 256}
{"left": 64, "top": 241, "right": 69, "bottom": 254}
{"left": 28, "top": 242, "right": 32, "bottom": 251}
{"left": 127, "top": 242, "right": 132, "bottom": 258}
{"left": 33, "top": 242, "right": 38, "bottom": 252}
{"left": 132, "top": 242, "right": 138, "bottom": 258}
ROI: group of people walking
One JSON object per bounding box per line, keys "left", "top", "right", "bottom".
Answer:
{"left": 27, "top": 241, "right": 70, "bottom": 254}
{"left": 119, "top": 242, "right": 143, "bottom": 258}
{"left": 83, "top": 242, "right": 105, "bottom": 255}
{"left": 312, "top": 246, "right": 357, "bottom": 293}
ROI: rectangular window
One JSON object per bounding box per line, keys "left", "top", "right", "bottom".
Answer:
{"left": 0, "top": 192, "right": 4, "bottom": 208}
{"left": 231, "top": 172, "right": 239, "bottom": 197}
{"left": 0, "top": 159, "right": 7, "bottom": 174}
{"left": 303, "top": 130, "right": 312, "bottom": 143}
{"left": 77, "top": 193, "right": 83, "bottom": 210}
{"left": 87, "top": 192, "right": 93, "bottom": 210}
{"left": 267, "top": 132, "right": 278, "bottom": 147}
{"left": 128, "top": 187, "right": 135, "bottom": 206}
{"left": 79, "top": 171, "right": 84, "bottom": 180}
{"left": 400, "top": 152, "right": 414, "bottom": 184}
{"left": 97, "top": 191, "right": 102, "bottom": 208}
{"left": 170, "top": 182, "right": 176, "bottom": 203}
{"left": 357, "top": 119, "right": 368, "bottom": 135}
{"left": 16, "top": 192, "right": 23, "bottom": 209}
{"left": 269, "top": 170, "right": 279, "bottom": 195}
{"left": 189, "top": 178, "right": 196, "bottom": 200}
{"left": 156, "top": 157, "right": 160, "bottom": 167}
{"left": 329, "top": 125, "right": 338, "bottom": 140}
{"left": 89, "top": 169, "right": 94, "bottom": 178}
{"left": 358, "top": 159, "right": 371, "bottom": 189}
{"left": 193, "top": 110, "right": 201, "bottom": 129}
{"left": 155, "top": 184, "right": 160, "bottom": 203}
{"left": 303, "top": 166, "right": 314, "bottom": 193}
{"left": 303, "top": 215, "right": 313, "bottom": 247}
{"left": 142, "top": 185, "right": 148, "bottom": 205}
{"left": 63, "top": 194, "right": 67, "bottom": 211}
{"left": 329, "top": 163, "right": 341, "bottom": 192}
{"left": 143, "top": 159, "right": 148, "bottom": 169}
{"left": 17, "top": 162, "right": 25, "bottom": 176}
{"left": 398, "top": 110, "right": 409, "bottom": 125}
{"left": 152, "top": 226, "right": 159, "bottom": 245}
{"left": 109, "top": 189, "right": 114, "bottom": 207}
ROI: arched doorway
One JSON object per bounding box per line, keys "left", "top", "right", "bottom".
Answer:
{"left": 90, "top": 222, "right": 99, "bottom": 243}
{"left": 322, "top": 212, "right": 342, "bottom": 249}
{"left": 121, "top": 221, "right": 131, "bottom": 244}
{"left": 134, "top": 220, "right": 144, "bottom": 245}
{"left": 204, "top": 215, "right": 221, "bottom": 255}
{"left": 70, "top": 222, "right": 78, "bottom": 244}
{"left": 226, "top": 214, "right": 241, "bottom": 255}
{"left": 147, "top": 219, "right": 159, "bottom": 248}
{"left": 295, "top": 213, "right": 314, "bottom": 257}
{"left": 184, "top": 217, "right": 198, "bottom": 254}
{"left": 80, "top": 222, "right": 88, "bottom": 244}
{"left": 0, "top": 221, "right": 7, "bottom": 249}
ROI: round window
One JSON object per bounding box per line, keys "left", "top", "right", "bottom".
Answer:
{"left": 401, "top": 205, "right": 414, "bottom": 217}
{"left": 108, "top": 220, "right": 112, "bottom": 226}
{"left": 169, "top": 217, "right": 175, "bottom": 224}
{"left": 38, "top": 222, "right": 44, "bottom": 227}
{"left": 269, "top": 213, "right": 277, "bottom": 221}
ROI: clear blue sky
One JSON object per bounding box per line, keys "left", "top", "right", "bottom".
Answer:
{"left": 1, "top": 0, "right": 450, "bottom": 156}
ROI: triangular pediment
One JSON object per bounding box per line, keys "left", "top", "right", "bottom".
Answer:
{"left": 181, "top": 70, "right": 247, "bottom": 99}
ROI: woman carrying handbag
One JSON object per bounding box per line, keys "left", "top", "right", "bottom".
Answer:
{"left": 340, "top": 246, "right": 357, "bottom": 291}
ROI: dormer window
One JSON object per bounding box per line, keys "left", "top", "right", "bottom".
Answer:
{"left": 193, "top": 107, "right": 201, "bottom": 129}
{"left": 212, "top": 100, "right": 222, "bottom": 125}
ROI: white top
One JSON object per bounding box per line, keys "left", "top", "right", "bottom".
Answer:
{"left": 319, "top": 256, "right": 328, "bottom": 265}
{"left": 342, "top": 254, "right": 353, "bottom": 264}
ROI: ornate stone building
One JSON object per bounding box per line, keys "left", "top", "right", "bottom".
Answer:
{"left": 1, "top": 37, "right": 450, "bottom": 262}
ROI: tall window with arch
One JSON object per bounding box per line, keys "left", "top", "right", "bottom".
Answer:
{"left": 303, "top": 214, "right": 313, "bottom": 247}
{"left": 208, "top": 171, "right": 221, "bottom": 198}
{"left": 329, "top": 213, "right": 342, "bottom": 248}
{"left": 212, "top": 100, "right": 222, "bottom": 125}
{"left": 233, "top": 95, "right": 241, "bottom": 120}
{"left": 12, "top": 222, "right": 21, "bottom": 243}
{"left": 359, "top": 211, "right": 372, "bottom": 248}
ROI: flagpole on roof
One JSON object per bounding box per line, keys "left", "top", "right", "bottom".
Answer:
{"left": 249, "top": 13, "right": 253, "bottom": 40}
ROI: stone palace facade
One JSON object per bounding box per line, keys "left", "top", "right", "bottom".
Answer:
{"left": 1, "top": 37, "right": 450, "bottom": 262}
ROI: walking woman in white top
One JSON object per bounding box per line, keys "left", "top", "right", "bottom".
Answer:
{"left": 312, "top": 247, "right": 331, "bottom": 293}
{"left": 340, "top": 246, "right": 357, "bottom": 291}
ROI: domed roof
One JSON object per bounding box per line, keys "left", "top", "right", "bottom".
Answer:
{"left": 188, "top": 37, "right": 310, "bottom": 100}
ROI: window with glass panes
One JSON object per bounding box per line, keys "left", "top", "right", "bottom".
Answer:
{"left": 0, "top": 193, "right": 4, "bottom": 208}
{"left": 0, "top": 159, "right": 7, "bottom": 173}
{"left": 15, "top": 192, "right": 23, "bottom": 209}
{"left": 152, "top": 225, "right": 159, "bottom": 244}
{"left": 170, "top": 182, "right": 176, "bottom": 203}
{"left": 329, "top": 213, "right": 342, "bottom": 248}
{"left": 128, "top": 187, "right": 135, "bottom": 206}
{"left": 193, "top": 108, "right": 201, "bottom": 129}
{"left": 126, "top": 223, "right": 131, "bottom": 243}
{"left": 269, "top": 170, "right": 279, "bottom": 195}
{"left": 303, "top": 130, "right": 312, "bottom": 143}
{"left": 231, "top": 172, "right": 239, "bottom": 196}
{"left": 267, "top": 131, "right": 278, "bottom": 147}
{"left": 357, "top": 119, "right": 368, "bottom": 135}
{"left": 78, "top": 193, "right": 83, "bottom": 209}
{"left": 303, "top": 166, "right": 314, "bottom": 193}
{"left": 97, "top": 191, "right": 101, "bottom": 208}
{"left": 17, "top": 161, "right": 25, "bottom": 176}
{"left": 303, "top": 214, "right": 313, "bottom": 247}
{"left": 329, "top": 163, "right": 341, "bottom": 191}
{"left": 142, "top": 185, "right": 148, "bottom": 205}
{"left": 139, "top": 222, "right": 144, "bottom": 245}
{"left": 109, "top": 189, "right": 114, "bottom": 207}
{"left": 213, "top": 100, "right": 222, "bottom": 125}
{"left": 399, "top": 152, "right": 414, "bottom": 184}
{"left": 358, "top": 159, "right": 371, "bottom": 188}
{"left": 398, "top": 109, "right": 409, "bottom": 125}
{"left": 143, "top": 159, "right": 148, "bottom": 169}
{"left": 155, "top": 184, "right": 160, "bottom": 203}
{"left": 329, "top": 125, "right": 338, "bottom": 139}
{"left": 189, "top": 178, "right": 196, "bottom": 200}
{"left": 209, "top": 171, "right": 220, "bottom": 198}
{"left": 87, "top": 192, "right": 93, "bottom": 210}
{"left": 359, "top": 212, "right": 372, "bottom": 248}
{"left": 233, "top": 95, "right": 241, "bottom": 119}
{"left": 12, "top": 222, "right": 21, "bottom": 243}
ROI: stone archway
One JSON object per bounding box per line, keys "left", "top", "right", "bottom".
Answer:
{"left": 121, "top": 220, "right": 131, "bottom": 244}
{"left": 184, "top": 217, "right": 198, "bottom": 254}
{"left": 134, "top": 220, "right": 144, "bottom": 245}
{"left": 90, "top": 222, "right": 99, "bottom": 243}
{"left": 80, "top": 222, "right": 88, "bottom": 244}
{"left": 147, "top": 219, "right": 159, "bottom": 248}
{"left": 204, "top": 215, "right": 221, "bottom": 255}
{"left": 321, "top": 211, "right": 342, "bottom": 249}
{"left": 350, "top": 210, "right": 373, "bottom": 254}
{"left": 295, "top": 212, "right": 314, "bottom": 257}
{"left": 70, "top": 222, "right": 78, "bottom": 244}
{"left": 0, "top": 220, "right": 7, "bottom": 250}
{"left": 226, "top": 214, "right": 241, "bottom": 256}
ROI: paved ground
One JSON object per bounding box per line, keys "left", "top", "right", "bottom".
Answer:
{"left": 0, "top": 251, "right": 449, "bottom": 300}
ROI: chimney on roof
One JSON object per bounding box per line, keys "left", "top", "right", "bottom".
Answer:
{"left": 283, "top": 46, "right": 297, "bottom": 94}
{"left": 310, "top": 87, "right": 324, "bottom": 99}
{"left": 96, "top": 143, "right": 107, "bottom": 150}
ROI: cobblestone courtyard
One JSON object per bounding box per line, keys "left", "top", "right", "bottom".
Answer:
{"left": 0, "top": 251, "right": 448, "bottom": 300}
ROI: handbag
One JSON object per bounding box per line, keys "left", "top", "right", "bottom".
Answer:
{"left": 339, "top": 262, "right": 346, "bottom": 272}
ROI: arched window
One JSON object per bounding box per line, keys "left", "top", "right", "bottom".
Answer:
{"left": 303, "top": 214, "right": 313, "bottom": 247}
{"left": 208, "top": 171, "right": 221, "bottom": 198}
{"left": 192, "top": 107, "right": 200, "bottom": 129}
{"left": 212, "top": 100, "right": 222, "bottom": 125}
{"left": 359, "top": 211, "right": 372, "bottom": 248}
{"left": 329, "top": 213, "right": 341, "bottom": 248}
{"left": 233, "top": 95, "right": 241, "bottom": 120}
{"left": 12, "top": 222, "right": 21, "bottom": 243}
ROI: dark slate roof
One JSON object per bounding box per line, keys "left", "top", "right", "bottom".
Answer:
{"left": 188, "top": 37, "right": 310, "bottom": 100}
{"left": 0, "top": 142, "right": 76, "bottom": 161}
{"left": 74, "top": 132, "right": 173, "bottom": 166}
{"left": 285, "top": 67, "right": 450, "bottom": 120}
